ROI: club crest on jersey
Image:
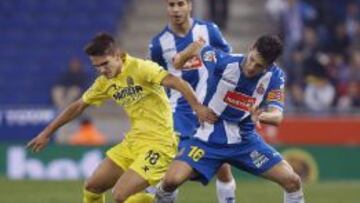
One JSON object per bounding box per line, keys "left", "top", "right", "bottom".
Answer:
{"left": 203, "top": 50, "right": 217, "bottom": 63}
{"left": 127, "top": 77, "right": 134, "bottom": 86}
{"left": 223, "top": 91, "right": 256, "bottom": 111}
{"left": 256, "top": 83, "right": 265, "bottom": 95}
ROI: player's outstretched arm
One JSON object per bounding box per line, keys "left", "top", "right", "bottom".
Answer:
{"left": 26, "top": 98, "right": 89, "bottom": 152}
{"left": 251, "top": 106, "right": 283, "bottom": 127}
{"left": 173, "top": 39, "right": 205, "bottom": 69}
{"left": 161, "top": 74, "right": 217, "bottom": 124}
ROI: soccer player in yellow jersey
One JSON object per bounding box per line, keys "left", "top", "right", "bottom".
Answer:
{"left": 27, "top": 32, "right": 217, "bottom": 203}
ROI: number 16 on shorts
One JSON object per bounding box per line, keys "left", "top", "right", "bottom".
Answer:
{"left": 188, "top": 146, "right": 205, "bottom": 162}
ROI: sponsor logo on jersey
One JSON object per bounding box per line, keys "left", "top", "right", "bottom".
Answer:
{"left": 250, "top": 150, "right": 269, "bottom": 168}
{"left": 223, "top": 91, "right": 256, "bottom": 111}
{"left": 267, "top": 89, "right": 284, "bottom": 103}
{"left": 109, "top": 83, "right": 144, "bottom": 105}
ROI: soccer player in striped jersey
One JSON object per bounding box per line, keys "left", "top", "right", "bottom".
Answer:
{"left": 27, "top": 33, "right": 217, "bottom": 203}
{"left": 149, "top": 1, "right": 236, "bottom": 202}
{"left": 155, "top": 35, "right": 305, "bottom": 203}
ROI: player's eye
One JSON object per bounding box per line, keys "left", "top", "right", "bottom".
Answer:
{"left": 255, "top": 63, "right": 265, "bottom": 70}
{"left": 94, "top": 61, "right": 109, "bottom": 68}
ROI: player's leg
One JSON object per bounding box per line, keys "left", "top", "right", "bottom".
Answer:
{"left": 216, "top": 163, "right": 236, "bottom": 203}
{"left": 121, "top": 142, "right": 178, "bottom": 203}
{"left": 124, "top": 192, "right": 155, "bottom": 203}
{"left": 151, "top": 136, "right": 189, "bottom": 203}
{"left": 83, "top": 157, "right": 124, "bottom": 203}
{"left": 156, "top": 138, "right": 224, "bottom": 203}
{"left": 118, "top": 144, "right": 177, "bottom": 203}
{"left": 261, "top": 160, "right": 304, "bottom": 203}
{"left": 229, "top": 135, "right": 304, "bottom": 203}
{"left": 155, "top": 160, "right": 197, "bottom": 203}
{"left": 85, "top": 138, "right": 134, "bottom": 203}
{"left": 112, "top": 169, "right": 151, "bottom": 203}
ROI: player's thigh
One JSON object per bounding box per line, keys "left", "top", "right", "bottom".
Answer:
{"left": 229, "top": 138, "right": 283, "bottom": 177}
{"left": 260, "top": 160, "right": 296, "bottom": 185}
{"left": 85, "top": 157, "right": 124, "bottom": 193}
{"left": 112, "top": 169, "right": 150, "bottom": 201}
{"left": 216, "top": 163, "right": 234, "bottom": 182}
{"left": 175, "top": 138, "right": 223, "bottom": 185}
{"left": 106, "top": 139, "right": 134, "bottom": 172}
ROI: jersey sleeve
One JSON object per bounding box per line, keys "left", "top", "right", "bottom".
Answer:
{"left": 263, "top": 69, "right": 286, "bottom": 111}
{"left": 208, "top": 22, "right": 232, "bottom": 53}
{"left": 82, "top": 78, "right": 110, "bottom": 106}
{"left": 148, "top": 38, "right": 167, "bottom": 69}
{"left": 140, "top": 60, "right": 169, "bottom": 85}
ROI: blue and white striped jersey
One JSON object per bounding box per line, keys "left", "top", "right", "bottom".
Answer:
{"left": 149, "top": 19, "right": 231, "bottom": 114}
{"left": 194, "top": 46, "right": 286, "bottom": 145}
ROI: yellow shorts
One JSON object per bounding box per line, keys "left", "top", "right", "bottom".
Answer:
{"left": 106, "top": 136, "right": 177, "bottom": 186}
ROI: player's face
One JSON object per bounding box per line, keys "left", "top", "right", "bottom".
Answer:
{"left": 166, "top": 0, "right": 192, "bottom": 26}
{"left": 90, "top": 53, "right": 122, "bottom": 79}
{"left": 244, "top": 49, "right": 268, "bottom": 78}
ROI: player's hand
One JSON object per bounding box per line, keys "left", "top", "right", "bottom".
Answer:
{"left": 194, "top": 105, "right": 218, "bottom": 124}
{"left": 172, "top": 53, "right": 194, "bottom": 69}
{"left": 26, "top": 132, "right": 50, "bottom": 153}
{"left": 250, "top": 106, "right": 263, "bottom": 129}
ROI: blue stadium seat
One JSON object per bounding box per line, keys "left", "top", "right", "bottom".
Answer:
{"left": 0, "top": 0, "right": 126, "bottom": 105}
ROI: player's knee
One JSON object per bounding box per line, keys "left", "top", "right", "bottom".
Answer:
{"left": 216, "top": 164, "right": 234, "bottom": 182}
{"left": 112, "top": 190, "right": 128, "bottom": 203}
{"left": 84, "top": 179, "right": 106, "bottom": 194}
{"left": 162, "top": 175, "right": 182, "bottom": 192}
{"left": 282, "top": 173, "right": 302, "bottom": 192}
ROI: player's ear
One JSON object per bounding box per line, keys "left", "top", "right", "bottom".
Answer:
{"left": 120, "top": 52, "right": 126, "bottom": 62}
{"left": 249, "top": 43, "right": 255, "bottom": 52}
{"left": 114, "top": 50, "right": 125, "bottom": 61}
{"left": 188, "top": 0, "right": 192, "bottom": 11}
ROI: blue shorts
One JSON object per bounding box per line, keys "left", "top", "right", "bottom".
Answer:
{"left": 173, "top": 111, "right": 199, "bottom": 139}
{"left": 178, "top": 136, "right": 190, "bottom": 150}
{"left": 176, "top": 134, "right": 283, "bottom": 185}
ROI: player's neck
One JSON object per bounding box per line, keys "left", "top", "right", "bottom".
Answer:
{"left": 170, "top": 18, "right": 193, "bottom": 37}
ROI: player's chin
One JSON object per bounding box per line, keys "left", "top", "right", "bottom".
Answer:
{"left": 104, "top": 73, "right": 114, "bottom": 79}
{"left": 172, "top": 17, "right": 184, "bottom": 25}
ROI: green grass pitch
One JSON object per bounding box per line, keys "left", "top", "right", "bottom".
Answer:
{"left": 1, "top": 178, "right": 359, "bottom": 203}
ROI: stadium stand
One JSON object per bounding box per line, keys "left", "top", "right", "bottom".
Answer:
{"left": 0, "top": 0, "right": 129, "bottom": 105}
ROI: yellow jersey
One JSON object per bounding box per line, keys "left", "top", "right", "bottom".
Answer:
{"left": 82, "top": 54, "right": 176, "bottom": 146}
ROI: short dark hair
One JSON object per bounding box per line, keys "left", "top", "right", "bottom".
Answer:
{"left": 253, "top": 34, "right": 283, "bottom": 65}
{"left": 84, "top": 32, "right": 116, "bottom": 56}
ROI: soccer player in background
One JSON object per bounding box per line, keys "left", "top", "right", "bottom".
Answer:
{"left": 27, "top": 33, "right": 217, "bottom": 203}
{"left": 155, "top": 35, "right": 305, "bottom": 203}
{"left": 149, "top": 0, "right": 236, "bottom": 202}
